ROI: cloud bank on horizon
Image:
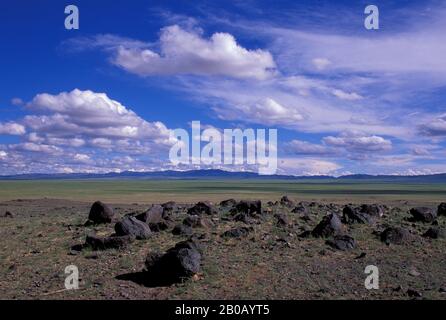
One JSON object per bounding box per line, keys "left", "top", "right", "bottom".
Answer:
{"left": 1, "top": 0, "right": 446, "bottom": 176}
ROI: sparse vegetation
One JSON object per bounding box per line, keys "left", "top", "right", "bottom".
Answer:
{"left": 0, "top": 180, "right": 445, "bottom": 300}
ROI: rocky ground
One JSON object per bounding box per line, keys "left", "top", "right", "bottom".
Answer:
{"left": 0, "top": 197, "right": 445, "bottom": 300}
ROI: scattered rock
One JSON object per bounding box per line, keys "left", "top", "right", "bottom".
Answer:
{"left": 233, "top": 212, "right": 256, "bottom": 224}
{"left": 342, "top": 205, "right": 374, "bottom": 224}
{"left": 161, "top": 201, "right": 177, "bottom": 213}
{"left": 407, "top": 288, "right": 422, "bottom": 298}
{"left": 410, "top": 207, "right": 437, "bottom": 223}
{"left": 144, "top": 239, "right": 202, "bottom": 283}
{"left": 291, "top": 204, "right": 308, "bottom": 215}
{"left": 355, "top": 252, "right": 366, "bottom": 259}
{"left": 312, "top": 213, "right": 343, "bottom": 238}
{"left": 172, "top": 224, "right": 193, "bottom": 236}
{"left": 220, "top": 199, "right": 237, "bottom": 207}
{"left": 437, "top": 202, "right": 446, "bottom": 216}
{"left": 187, "top": 201, "right": 217, "bottom": 215}
{"left": 380, "top": 227, "right": 410, "bottom": 245}
{"left": 3, "top": 211, "right": 14, "bottom": 218}
{"left": 326, "top": 235, "right": 356, "bottom": 251}
{"left": 275, "top": 213, "right": 290, "bottom": 227}
{"left": 115, "top": 216, "right": 152, "bottom": 240}
{"left": 85, "top": 234, "right": 134, "bottom": 250}
{"left": 182, "top": 215, "right": 213, "bottom": 228}
{"left": 222, "top": 226, "right": 253, "bottom": 238}
{"left": 359, "top": 204, "right": 384, "bottom": 217}
{"left": 280, "top": 196, "right": 294, "bottom": 207}
{"left": 135, "top": 205, "right": 164, "bottom": 224}
{"left": 87, "top": 201, "right": 116, "bottom": 224}
{"left": 148, "top": 220, "right": 172, "bottom": 232}
{"left": 393, "top": 285, "right": 403, "bottom": 292}
{"left": 423, "top": 227, "right": 446, "bottom": 239}
{"left": 231, "top": 200, "right": 262, "bottom": 216}
{"left": 145, "top": 251, "right": 164, "bottom": 269}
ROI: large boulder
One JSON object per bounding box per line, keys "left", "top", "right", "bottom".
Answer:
{"left": 87, "top": 201, "right": 116, "bottom": 224}
{"left": 342, "top": 206, "right": 374, "bottom": 224}
{"left": 410, "top": 207, "right": 437, "bottom": 223}
{"left": 85, "top": 234, "right": 134, "bottom": 250}
{"left": 380, "top": 227, "right": 410, "bottom": 245}
{"left": 312, "top": 213, "right": 343, "bottom": 238}
{"left": 144, "top": 239, "right": 202, "bottom": 283}
{"left": 187, "top": 201, "right": 217, "bottom": 215}
{"left": 115, "top": 216, "right": 152, "bottom": 240}
{"left": 437, "top": 203, "right": 446, "bottom": 216}
{"left": 231, "top": 200, "right": 262, "bottom": 216}
{"left": 326, "top": 235, "right": 356, "bottom": 251}
{"left": 135, "top": 204, "right": 164, "bottom": 224}
{"left": 136, "top": 204, "right": 173, "bottom": 232}
{"left": 220, "top": 199, "right": 237, "bottom": 207}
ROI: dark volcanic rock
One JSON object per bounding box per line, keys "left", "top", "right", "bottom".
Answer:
{"left": 280, "top": 196, "right": 295, "bottom": 207}
{"left": 144, "top": 239, "right": 202, "bottom": 283}
{"left": 358, "top": 204, "right": 384, "bottom": 217}
{"left": 275, "top": 213, "right": 290, "bottom": 227}
{"left": 232, "top": 212, "right": 255, "bottom": 224}
{"left": 220, "top": 199, "right": 237, "bottom": 207}
{"left": 291, "top": 204, "right": 308, "bottom": 215}
{"left": 437, "top": 203, "right": 446, "bottom": 216}
{"left": 87, "top": 201, "right": 116, "bottom": 224}
{"left": 326, "top": 235, "right": 356, "bottom": 251}
{"left": 423, "top": 227, "right": 446, "bottom": 239}
{"left": 312, "top": 213, "right": 343, "bottom": 238}
{"left": 342, "top": 206, "right": 374, "bottom": 224}
{"left": 4, "top": 211, "right": 14, "bottom": 218}
{"left": 115, "top": 216, "right": 152, "bottom": 240}
{"left": 222, "top": 226, "right": 253, "bottom": 238}
{"left": 172, "top": 224, "right": 193, "bottom": 236}
{"left": 231, "top": 200, "right": 262, "bottom": 216}
{"left": 85, "top": 234, "right": 134, "bottom": 250}
{"left": 161, "top": 201, "right": 177, "bottom": 213}
{"left": 187, "top": 201, "right": 217, "bottom": 215}
{"left": 410, "top": 207, "right": 437, "bottom": 223}
{"left": 148, "top": 220, "right": 172, "bottom": 232}
{"left": 380, "top": 227, "right": 410, "bottom": 245}
{"left": 182, "top": 215, "right": 213, "bottom": 228}
{"left": 136, "top": 204, "right": 164, "bottom": 224}
{"left": 407, "top": 289, "right": 422, "bottom": 298}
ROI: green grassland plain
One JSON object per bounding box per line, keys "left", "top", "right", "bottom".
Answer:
{"left": 1, "top": 179, "right": 446, "bottom": 205}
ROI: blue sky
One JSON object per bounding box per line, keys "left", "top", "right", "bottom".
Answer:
{"left": 1, "top": 0, "right": 446, "bottom": 175}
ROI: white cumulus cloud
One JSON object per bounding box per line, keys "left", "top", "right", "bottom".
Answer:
{"left": 111, "top": 25, "right": 276, "bottom": 80}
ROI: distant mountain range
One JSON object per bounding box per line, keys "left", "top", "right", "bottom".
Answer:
{"left": 2, "top": 169, "right": 446, "bottom": 182}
